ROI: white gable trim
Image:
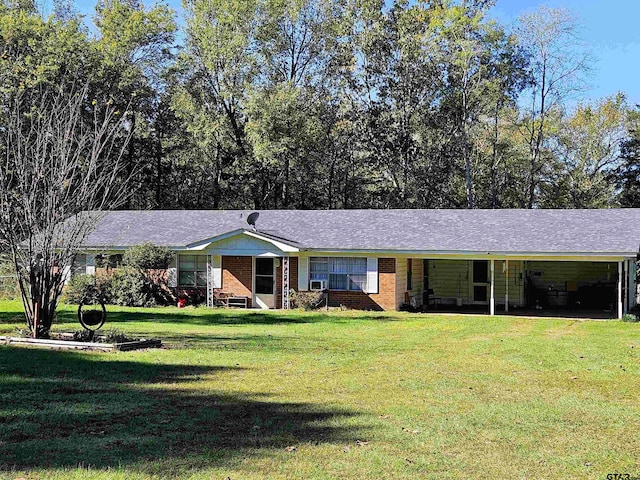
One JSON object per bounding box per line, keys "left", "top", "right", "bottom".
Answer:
{"left": 185, "top": 229, "right": 299, "bottom": 253}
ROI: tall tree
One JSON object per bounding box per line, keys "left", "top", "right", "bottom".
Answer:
{"left": 246, "top": 0, "right": 343, "bottom": 208}
{"left": 515, "top": 5, "right": 591, "bottom": 208}
{"left": 94, "top": 0, "right": 176, "bottom": 208}
{"left": 0, "top": 82, "right": 132, "bottom": 338}
{"left": 616, "top": 106, "right": 640, "bottom": 207}
{"left": 173, "top": 0, "right": 259, "bottom": 208}
{"left": 541, "top": 94, "right": 630, "bottom": 208}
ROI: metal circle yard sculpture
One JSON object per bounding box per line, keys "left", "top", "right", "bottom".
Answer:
{"left": 78, "top": 291, "right": 107, "bottom": 331}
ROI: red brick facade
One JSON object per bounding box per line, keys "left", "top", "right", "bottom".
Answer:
{"left": 166, "top": 255, "right": 397, "bottom": 311}
{"left": 221, "top": 256, "right": 253, "bottom": 307}
{"left": 326, "top": 258, "right": 396, "bottom": 311}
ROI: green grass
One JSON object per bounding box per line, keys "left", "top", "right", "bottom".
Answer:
{"left": 1, "top": 300, "right": 639, "bottom": 479}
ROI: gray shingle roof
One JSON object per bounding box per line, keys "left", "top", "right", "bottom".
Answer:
{"left": 80, "top": 209, "right": 640, "bottom": 255}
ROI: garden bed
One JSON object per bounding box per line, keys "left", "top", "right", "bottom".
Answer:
{"left": 0, "top": 334, "right": 161, "bottom": 352}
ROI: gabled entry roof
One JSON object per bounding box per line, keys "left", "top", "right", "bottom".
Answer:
{"left": 80, "top": 209, "right": 640, "bottom": 256}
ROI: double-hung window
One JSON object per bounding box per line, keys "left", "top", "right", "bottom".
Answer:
{"left": 310, "top": 257, "right": 367, "bottom": 291}
{"left": 178, "top": 255, "right": 207, "bottom": 287}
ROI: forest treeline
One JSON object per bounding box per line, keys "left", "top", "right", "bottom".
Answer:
{"left": 2, "top": 0, "right": 640, "bottom": 210}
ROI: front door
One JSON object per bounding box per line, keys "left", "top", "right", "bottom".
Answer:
{"left": 254, "top": 257, "right": 275, "bottom": 309}
{"left": 472, "top": 260, "right": 489, "bottom": 304}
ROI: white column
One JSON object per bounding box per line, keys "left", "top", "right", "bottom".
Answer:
{"left": 618, "top": 260, "right": 623, "bottom": 319}
{"left": 505, "top": 260, "right": 509, "bottom": 313}
{"left": 282, "top": 256, "right": 290, "bottom": 309}
{"left": 629, "top": 259, "right": 637, "bottom": 311}
{"left": 490, "top": 259, "right": 495, "bottom": 316}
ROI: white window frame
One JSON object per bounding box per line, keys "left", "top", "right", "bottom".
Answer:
{"left": 310, "top": 257, "right": 368, "bottom": 292}
{"left": 178, "top": 254, "right": 208, "bottom": 287}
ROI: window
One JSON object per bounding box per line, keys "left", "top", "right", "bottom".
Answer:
{"left": 179, "top": 255, "right": 207, "bottom": 287}
{"left": 71, "top": 254, "right": 87, "bottom": 276}
{"left": 407, "top": 259, "right": 413, "bottom": 290}
{"left": 310, "top": 257, "right": 367, "bottom": 291}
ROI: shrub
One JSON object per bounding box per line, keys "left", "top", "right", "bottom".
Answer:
{"left": 123, "top": 243, "right": 173, "bottom": 270}
{"left": 95, "top": 253, "right": 122, "bottom": 270}
{"left": 106, "top": 267, "right": 158, "bottom": 307}
{"left": 0, "top": 257, "right": 19, "bottom": 300}
{"left": 289, "top": 289, "right": 325, "bottom": 310}
{"left": 72, "top": 328, "right": 135, "bottom": 343}
{"left": 101, "top": 328, "right": 134, "bottom": 343}
{"left": 63, "top": 274, "right": 100, "bottom": 304}
{"left": 73, "top": 329, "right": 96, "bottom": 342}
{"left": 622, "top": 313, "right": 639, "bottom": 323}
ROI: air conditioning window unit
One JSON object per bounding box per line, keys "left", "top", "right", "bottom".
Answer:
{"left": 310, "top": 279, "right": 326, "bottom": 291}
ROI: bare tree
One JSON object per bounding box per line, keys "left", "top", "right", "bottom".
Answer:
{"left": 516, "top": 6, "right": 592, "bottom": 208}
{"left": 0, "top": 81, "right": 132, "bottom": 338}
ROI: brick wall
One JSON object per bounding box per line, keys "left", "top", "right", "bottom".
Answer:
{"left": 327, "top": 257, "right": 396, "bottom": 311}
{"left": 222, "top": 256, "right": 253, "bottom": 307}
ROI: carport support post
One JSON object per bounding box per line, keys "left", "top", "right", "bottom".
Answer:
{"left": 618, "top": 261, "right": 623, "bottom": 319}
{"left": 490, "top": 259, "right": 495, "bottom": 316}
{"left": 629, "top": 259, "right": 637, "bottom": 312}
{"left": 505, "top": 260, "right": 509, "bottom": 313}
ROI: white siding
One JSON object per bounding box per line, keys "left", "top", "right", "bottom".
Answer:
{"left": 208, "top": 234, "right": 284, "bottom": 257}
{"left": 427, "top": 260, "right": 471, "bottom": 304}
{"left": 298, "top": 256, "right": 309, "bottom": 291}
{"left": 409, "top": 259, "right": 423, "bottom": 307}
{"left": 426, "top": 259, "right": 524, "bottom": 307}
{"left": 210, "top": 255, "right": 222, "bottom": 288}
{"left": 395, "top": 258, "right": 407, "bottom": 309}
{"left": 494, "top": 260, "right": 525, "bottom": 307}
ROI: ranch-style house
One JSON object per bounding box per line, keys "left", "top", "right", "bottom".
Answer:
{"left": 71, "top": 209, "right": 640, "bottom": 318}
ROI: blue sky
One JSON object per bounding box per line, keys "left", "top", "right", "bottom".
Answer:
{"left": 65, "top": 0, "right": 640, "bottom": 106}
{"left": 491, "top": 0, "right": 640, "bottom": 106}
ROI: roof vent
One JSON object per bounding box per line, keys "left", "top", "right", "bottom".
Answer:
{"left": 247, "top": 212, "right": 259, "bottom": 231}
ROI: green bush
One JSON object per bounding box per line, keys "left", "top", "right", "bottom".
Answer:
{"left": 95, "top": 253, "right": 122, "bottom": 270}
{"left": 63, "top": 274, "right": 100, "bottom": 304}
{"left": 107, "top": 267, "right": 158, "bottom": 307}
{"left": 0, "top": 257, "right": 19, "bottom": 300}
{"left": 289, "top": 289, "right": 325, "bottom": 310}
{"left": 622, "top": 313, "right": 639, "bottom": 323}
{"left": 123, "top": 243, "right": 173, "bottom": 270}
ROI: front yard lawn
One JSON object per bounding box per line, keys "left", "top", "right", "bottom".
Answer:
{"left": 0, "top": 300, "right": 639, "bottom": 479}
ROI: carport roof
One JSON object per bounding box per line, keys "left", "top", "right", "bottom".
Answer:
{"left": 78, "top": 209, "right": 640, "bottom": 256}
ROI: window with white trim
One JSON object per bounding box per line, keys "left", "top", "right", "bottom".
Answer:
{"left": 310, "top": 257, "right": 367, "bottom": 291}
{"left": 178, "top": 254, "right": 207, "bottom": 287}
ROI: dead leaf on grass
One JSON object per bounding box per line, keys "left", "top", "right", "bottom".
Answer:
{"left": 285, "top": 446, "right": 297, "bottom": 452}
{"left": 356, "top": 440, "right": 370, "bottom": 446}
{"left": 405, "top": 458, "right": 414, "bottom": 464}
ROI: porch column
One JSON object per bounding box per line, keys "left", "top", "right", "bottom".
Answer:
{"left": 490, "top": 259, "right": 495, "bottom": 316}
{"left": 629, "top": 259, "right": 637, "bottom": 312}
{"left": 282, "top": 256, "right": 290, "bottom": 309}
{"left": 618, "top": 260, "right": 623, "bottom": 319}
{"left": 505, "top": 260, "right": 509, "bottom": 313}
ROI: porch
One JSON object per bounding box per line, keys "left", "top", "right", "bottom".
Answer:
{"left": 398, "top": 257, "right": 636, "bottom": 319}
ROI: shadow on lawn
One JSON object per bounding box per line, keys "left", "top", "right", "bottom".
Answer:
{"left": 0, "top": 306, "right": 397, "bottom": 327}
{"left": 0, "top": 347, "right": 364, "bottom": 473}
{"left": 94, "top": 309, "right": 397, "bottom": 326}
